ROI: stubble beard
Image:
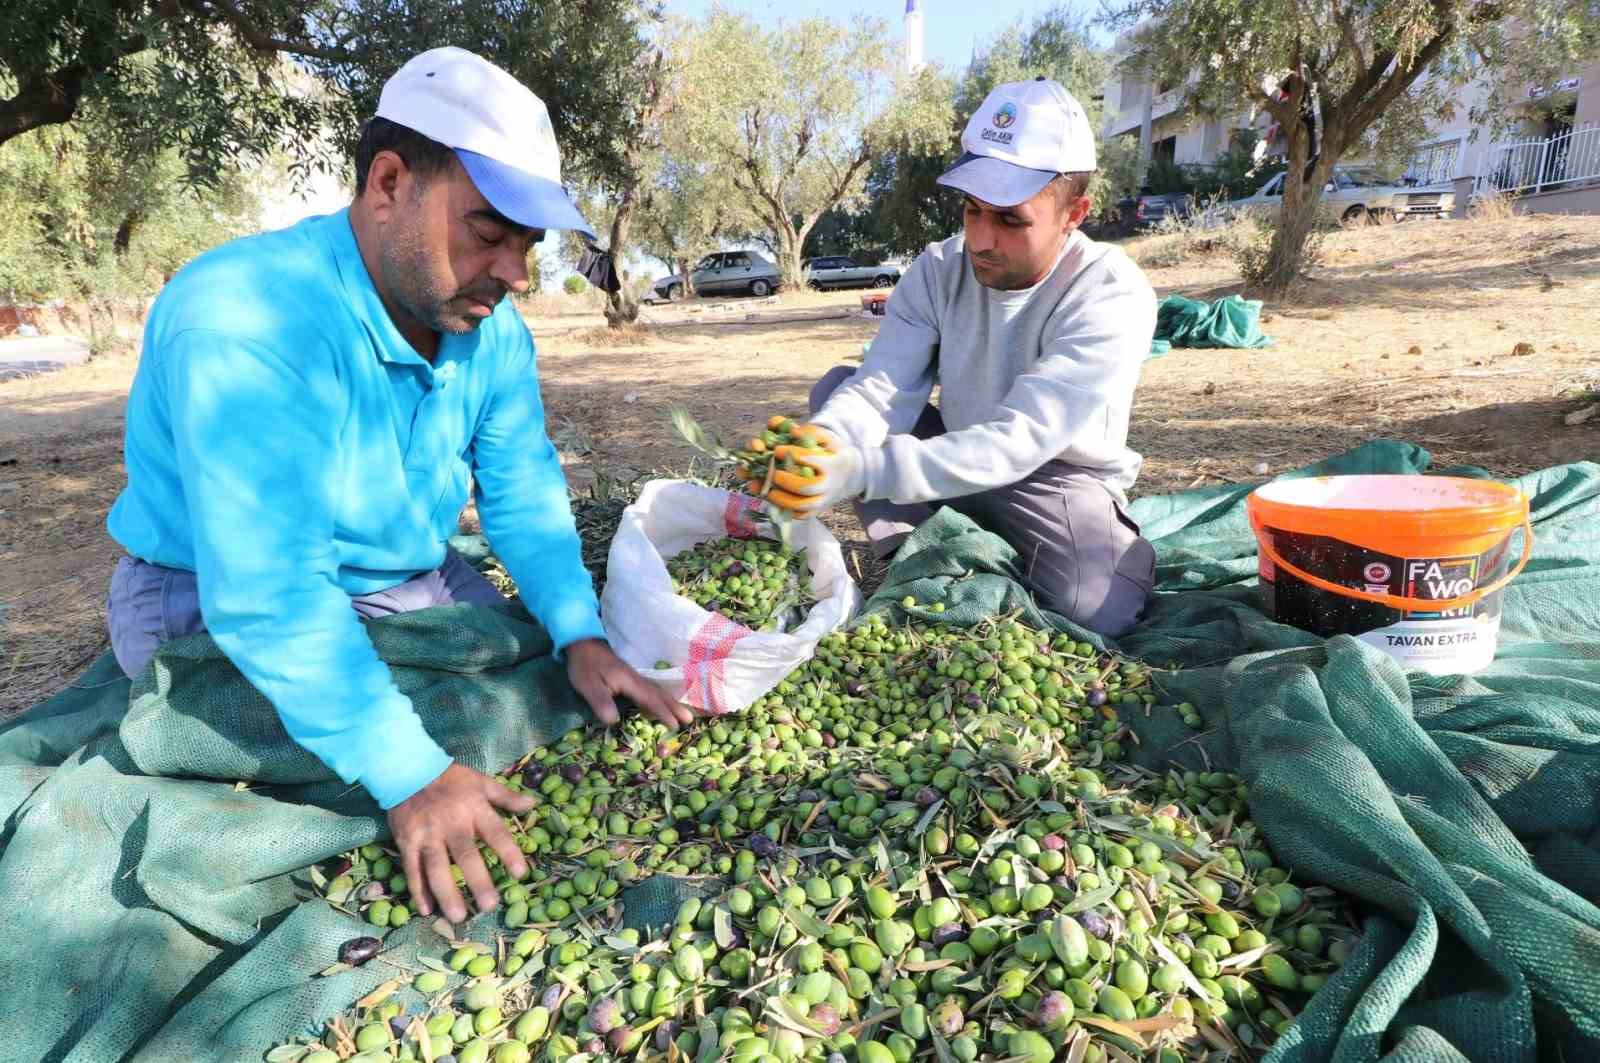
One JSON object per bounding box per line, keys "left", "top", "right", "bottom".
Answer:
{"left": 384, "top": 218, "right": 482, "bottom": 334}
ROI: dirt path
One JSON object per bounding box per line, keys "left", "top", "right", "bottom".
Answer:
{"left": 3, "top": 213, "right": 1597, "bottom": 715}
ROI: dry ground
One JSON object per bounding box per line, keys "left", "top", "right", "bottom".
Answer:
{"left": 3, "top": 213, "right": 1597, "bottom": 716}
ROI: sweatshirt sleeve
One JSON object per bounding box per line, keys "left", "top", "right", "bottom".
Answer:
{"left": 166, "top": 329, "right": 451, "bottom": 811}
{"left": 858, "top": 259, "right": 1156, "bottom": 504}
{"left": 469, "top": 321, "right": 606, "bottom": 655}
{"left": 809, "top": 251, "right": 941, "bottom": 450}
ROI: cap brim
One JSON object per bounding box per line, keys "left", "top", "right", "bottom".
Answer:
{"left": 456, "top": 149, "right": 596, "bottom": 239}
{"left": 935, "top": 152, "right": 1058, "bottom": 208}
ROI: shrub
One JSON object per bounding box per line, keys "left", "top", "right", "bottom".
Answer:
{"left": 562, "top": 274, "right": 588, "bottom": 296}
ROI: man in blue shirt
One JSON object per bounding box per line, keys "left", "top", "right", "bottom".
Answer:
{"left": 104, "top": 48, "right": 688, "bottom": 924}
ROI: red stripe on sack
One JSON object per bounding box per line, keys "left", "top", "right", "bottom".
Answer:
{"left": 723, "top": 492, "right": 762, "bottom": 539}
{"left": 681, "top": 611, "right": 753, "bottom": 715}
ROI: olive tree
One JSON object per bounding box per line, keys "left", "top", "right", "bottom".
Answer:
{"left": 1, "top": 0, "right": 660, "bottom": 189}
{"left": 1105, "top": 0, "right": 1600, "bottom": 292}
{"left": 856, "top": 5, "right": 1114, "bottom": 258}
{"left": 672, "top": 11, "right": 951, "bottom": 289}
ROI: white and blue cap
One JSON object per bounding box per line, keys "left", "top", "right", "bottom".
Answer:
{"left": 936, "top": 78, "right": 1097, "bottom": 208}
{"left": 377, "top": 47, "right": 595, "bottom": 238}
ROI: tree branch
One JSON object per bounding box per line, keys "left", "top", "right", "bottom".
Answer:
{"left": 1344, "top": 27, "right": 1453, "bottom": 137}
{"left": 797, "top": 143, "right": 871, "bottom": 242}
{"left": 1329, "top": 0, "right": 1369, "bottom": 73}
{"left": 0, "top": 25, "right": 146, "bottom": 147}
{"left": 0, "top": 68, "right": 89, "bottom": 144}
{"left": 194, "top": 0, "right": 359, "bottom": 63}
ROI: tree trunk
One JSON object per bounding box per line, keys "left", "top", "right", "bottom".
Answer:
{"left": 604, "top": 190, "right": 640, "bottom": 328}
{"left": 1260, "top": 188, "right": 1321, "bottom": 292}
{"left": 114, "top": 211, "right": 144, "bottom": 257}
{"left": 1259, "top": 112, "right": 1334, "bottom": 293}
{"left": 774, "top": 214, "right": 804, "bottom": 291}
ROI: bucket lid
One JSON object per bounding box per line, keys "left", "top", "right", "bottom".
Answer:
{"left": 1247, "top": 475, "right": 1527, "bottom": 554}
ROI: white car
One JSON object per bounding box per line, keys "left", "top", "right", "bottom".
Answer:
{"left": 1392, "top": 184, "right": 1456, "bottom": 220}
{"left": 1227, "top": 167, "right": 1404, "bottom": 225}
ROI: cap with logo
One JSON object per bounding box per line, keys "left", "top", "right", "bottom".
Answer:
{"left": 936, "top": 78, "right": 1096, "bottom": 208}
{"left": 376, "top": 47, "right": 594, "bottom": 238}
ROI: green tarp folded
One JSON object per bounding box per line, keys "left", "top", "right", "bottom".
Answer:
{"left": 1150, "top": 293, "right": 1273, "bottom": 357}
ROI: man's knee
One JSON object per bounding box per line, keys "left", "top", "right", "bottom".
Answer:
{"left": 809, "top": 365, "right": 857, "bottom": 418}
{"left": 439, "top": 551, "right": 509, "bottom": 609}
{"left": 1080, "top": 566, "right": 1152, "bottom": 637}
{"left": 1036, "top": 536, "right": 1154, "bottom": 637}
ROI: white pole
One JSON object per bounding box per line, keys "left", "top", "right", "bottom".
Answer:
{"left": 904, "top": 0, "right": 925, "bottom": 73}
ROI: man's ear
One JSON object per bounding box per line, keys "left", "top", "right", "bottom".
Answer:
{"left": 362, "top": 150, "right": 409, "bottom": 222}
{"left": 1065, "top": 195, "right": 1092, "bottom": 231}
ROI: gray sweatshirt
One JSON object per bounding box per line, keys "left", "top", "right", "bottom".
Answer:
{"left": 812, "top": 230, "right": 1156, "bottom": 506}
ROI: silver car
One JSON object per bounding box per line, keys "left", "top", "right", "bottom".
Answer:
{"left": 1226, "top": 167, "right": 1403, "bottom": 225}
{"left": 803, "top": 256, "right": 901, "bottom": 291}
{"left": 649, "top": 251, "right": 782, "bottom": 302}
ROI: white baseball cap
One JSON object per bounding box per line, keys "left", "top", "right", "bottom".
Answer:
{"left": 936, "top": 78, "right": 1097, "bottom": 208}
{"left": 376, "top": 47, "right": 594, "bottom": 238}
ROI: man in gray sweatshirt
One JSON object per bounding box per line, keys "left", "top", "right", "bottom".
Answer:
{"left": 765, "top": 79, "right": 1157, "bottom": 635}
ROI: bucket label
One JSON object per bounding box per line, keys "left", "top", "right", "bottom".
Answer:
{"left": 1259, "top": 529, "right": 1514, "bottom": 676}
{"left": 1357, "top": 615, "right": 1501, "bottom": 673}
{"left": 1401, "top": 557, "right": 1484, "bottom": 618}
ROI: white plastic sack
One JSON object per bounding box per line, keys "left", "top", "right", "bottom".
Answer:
{"left": 600, "top": 479, "right": 861, "bottom": 715}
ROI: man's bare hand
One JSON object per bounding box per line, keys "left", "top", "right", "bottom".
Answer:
{"left": 566, "top": 638, "right": 697, "bottom": 729}
{"left": 389, "top": 762, "right": 534, "bottom": 924}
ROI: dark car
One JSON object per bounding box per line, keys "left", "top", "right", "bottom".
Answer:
{"left": 1133, "top": 189, "right": 1196, "bottom": 230}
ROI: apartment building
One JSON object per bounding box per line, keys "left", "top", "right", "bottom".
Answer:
{"left": 1102, "top": 27, "right": 1600, "bottom": 208}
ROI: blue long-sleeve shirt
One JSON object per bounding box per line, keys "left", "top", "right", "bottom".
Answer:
{"left": 108, "top": 209, "right": 604, "bottom": 809}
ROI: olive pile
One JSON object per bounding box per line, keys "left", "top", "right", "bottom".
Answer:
{"left": 283, "top": 614, "right": 1356, "bottom": 1063}
{"left": 667, "top": 536, "right": 816, "bottom": 632}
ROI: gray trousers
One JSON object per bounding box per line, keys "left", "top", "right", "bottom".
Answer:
{"left": 106, "top": 550, "right": 505, "bottom": 679}
{"left": 812, "top": 365, "right": 1155, "bottom": 636}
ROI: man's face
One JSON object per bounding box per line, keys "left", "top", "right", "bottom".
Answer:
{"left": 375, "top": 160, "right": 544, "bottom": 335}
{"left": 962, "top": 182, "right": 1088, "bottom": 291}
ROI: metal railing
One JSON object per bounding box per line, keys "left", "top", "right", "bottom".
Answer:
{"left": 1404, "top": 140, "right": 1461, "bottom": 186}
{"left": 1476, "top": 122, "right": 1600, "bottom": 197}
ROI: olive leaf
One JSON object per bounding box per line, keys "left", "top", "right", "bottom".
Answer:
{"left": 714, "top": 906, "right": 737, "bottom": 951}
{"left": 785, "top": 905, "right": 831, "bottom": 939}
{"left": 356, "top": 979, "right": 401, "bottom": 1008}
{"left": 1062, "top": 882, "right": 1119, "bottom": 914}
{"left": 265, "top": 1046, "right": 307, "bottom": 1063}
{"left": 669, "top": 406, "right": 732, "bottom": 459}
{"left": 693, "top": 1016, "right": 720, "bottom": 1063}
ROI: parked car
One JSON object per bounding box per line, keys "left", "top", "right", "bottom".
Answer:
{"left": 1131, "top": 189, "right": 1196, "bottom": 230}
{"left": 1225, "top": 167, "right": 1404, "bottom": 224}
{"left": 648, "top": 251, "right": 782, "bottom": 302}
{"left": 1392, "top": 183, "right": 1456, "bottom": 220}
{"left": 803, "top": 255, "right": 901, "bottom": 290}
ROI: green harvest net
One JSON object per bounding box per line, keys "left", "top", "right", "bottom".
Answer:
{"left": 1, "top": 440, "right": 1595, "bottom": 1061}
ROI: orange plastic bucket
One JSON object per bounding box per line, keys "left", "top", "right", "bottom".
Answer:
{"left": 1246, "top": 475, "right": 1531, "bottom": 674}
